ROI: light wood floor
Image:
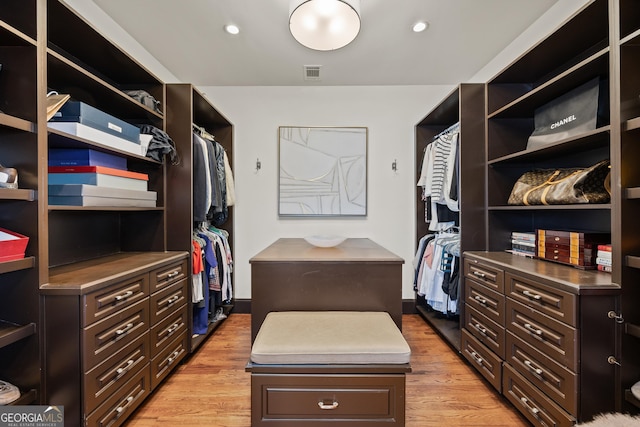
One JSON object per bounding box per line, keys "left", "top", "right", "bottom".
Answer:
{"left": 126, "top": 314, "right": 529, "bottom": 426}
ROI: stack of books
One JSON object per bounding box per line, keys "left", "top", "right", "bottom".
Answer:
{"left": 48, "top": 149, "right": 157, "bottom": 207}
{"left": 509, "top": 231, "right": 536, "bottom": 258}
{"left": 596, "top": 244, "right": 612, "bottom": 273}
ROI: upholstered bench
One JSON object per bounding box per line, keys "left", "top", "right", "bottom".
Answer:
{"left": 246, "top": 311, "right": 411, "bottom": 426}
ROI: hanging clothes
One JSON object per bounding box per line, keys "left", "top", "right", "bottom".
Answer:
{"left": 417, "top": 123, "right": 460, "bottom": 231}
{"left": 414, "top": 231, "right": 460, "bottom": 315}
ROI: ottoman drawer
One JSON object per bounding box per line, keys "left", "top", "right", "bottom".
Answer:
{"left": 251, "top": 373, "right": 405, "bottom": 426}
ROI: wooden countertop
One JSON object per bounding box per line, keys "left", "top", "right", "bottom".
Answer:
{"left": 250, "top": 238, "right": 404, "bottom": 264}
{"left": 464, "top": 251, "right": 621, "bottom": 295}
{"left": 41, "top": 251, "right": 189, "bottom": 295}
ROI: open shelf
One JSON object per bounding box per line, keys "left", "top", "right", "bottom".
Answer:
{"left": 0, "top": 321, "right": 35, "bottom": 349}
{"left": 625, "top": 256, "right": 640, "bottom": 270}
{"left": 626, "top": 322, "right": 640, "bottom": 339}
{"left": 0, "top": 257, "right": 34, "bottom": 275}
{"left": 624, "top": 116, "right": 640, "bottom": 132}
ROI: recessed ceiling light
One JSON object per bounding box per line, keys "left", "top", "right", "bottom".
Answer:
{"left": 412, "top": 21, "right": 428, "bottom": 33}
{"left": 224, "top": 24, "right": 240, "bottom": 35}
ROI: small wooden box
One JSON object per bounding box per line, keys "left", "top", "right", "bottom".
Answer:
{"left": 536, "top": 230, "right": 610, "bottom": 269}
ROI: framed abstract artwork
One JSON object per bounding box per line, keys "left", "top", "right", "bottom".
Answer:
{"left": 278, "top": 126, "right": 367, "bottom": 217}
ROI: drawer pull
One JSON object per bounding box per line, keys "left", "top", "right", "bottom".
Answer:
{"left": 115, "top": 322, "right": 135, "bottom": 338}
{"left": 523, "top": 323, "right": 543, "bottom": 337}
{"left": 474, "top": 295, "right": 488, "bottom": 305}
{"left": 115, "top": 290, "right": 134, "bottom": 302}
{"left": 522, "top": 290, "right": 542, "bottom": 301}
{"left": 168, "top": 350, "right": 181, "bottom": 364}
{"left": 166, "top": 323, "right": 180, "bottom": 336}
{"left": 167, "top": 270, "right": 180, "bottom": 279}
{"left": 318, "top": 400, "right": 339, "bottom": 410}
{"left": 470, "top": 351, "right": 483, "bottom": 365}
{"left": 166, "top": 295, "right": 180, "bottom": 306}
{"left": 115, "top": 396, "right": 134, "bottom": 416}
{"left": 474, "top": 323, "right": 487, "bottom": 335}
{"left": 524, "top": 359, "right": 543, "bottom": 376}
{"left": 473, "top": 271, "right": 486, "bottom": 279}
{"left": 520, "top": 397, "right": 541, "bottom": 417}
{"left": 116, "top": 359, "right": 135, "bottom": 377}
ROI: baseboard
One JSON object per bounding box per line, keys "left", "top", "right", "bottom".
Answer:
{"left": 231, "top": 299, "right": 417, "bottom": 315}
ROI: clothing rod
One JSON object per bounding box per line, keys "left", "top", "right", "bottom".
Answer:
{"left": 434, "top": 122, "right": 460, "bottom": 140}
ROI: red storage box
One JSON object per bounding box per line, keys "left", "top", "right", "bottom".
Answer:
{"left": 0, "top": 228, "right": 29, "bottom": 262}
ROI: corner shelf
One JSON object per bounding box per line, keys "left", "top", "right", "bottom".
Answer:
{"left": 0, "top": 257, "right": 35, "bottom": 274}
{"left": 0, "top": 321, "right": 36, "bottom": 349}
{"left": 625, "top": 322, "right": 640, "bottom": 339}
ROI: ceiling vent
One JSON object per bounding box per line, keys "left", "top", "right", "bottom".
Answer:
{"left": 304, "top": 65, "right": 322, "bottom": 81}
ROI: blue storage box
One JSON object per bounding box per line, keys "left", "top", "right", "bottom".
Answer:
{"left": 49, "top": 149, "right": 127, "bottom": 169}
{"left": 49, "top": 101, "right": 140, "bottom": 143}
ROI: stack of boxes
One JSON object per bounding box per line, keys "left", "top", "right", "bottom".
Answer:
{"left": 596, "top": 243, "right": 612, "bottom": 273}
{"left": 48, "top": 149, "right": 156, "bottom": 207}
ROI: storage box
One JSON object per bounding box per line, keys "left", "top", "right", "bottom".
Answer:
{"left": 49, "top": 101, "right": 140, "bottom": 143}
{"left": 49, "top": 149, "right": 127, "bottom": 170}
{"left": 536, "top": 229, "right": 610, "bottom": 269}
{"left": 0, "top": 228, "right": 29, "bottom": 262}
{"left": 47, "top": 122, "right": 144, "bottom": 156}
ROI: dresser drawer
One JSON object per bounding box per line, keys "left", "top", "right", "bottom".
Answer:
{"left": 506, "top": 331, "right": 577, "bottom": 416}
{"left": 151, "top": 332, "right": 188, "bottom": 390}
{"left": 503, "top": 363, "right": 575, "bottom": 427}
{"left": 149, "top": 278, "right": 188, "bottom": 325}
{"left": 465, "top": 278, "right": 505, "bottom": 326}
{"left": 506, "top": 272, "right": 576, "bottom": 327}
{"left": 506, "top": 298, "right": 577, "bottom": 371}
{"left": 84, "top": 332, "right": 149, "bottom": 414}
{"left": 461, "top": 329, "right": 502, "bottom": 392}
{"left": 86, "top": 365, "right": 151, "bottom": 427}
{"left": 464, "top": 257, "right": 504, "bottom": 293}
{"left": 83, "top": 273, "right": 149, "bottom": 327}
{"left": 150, "top": 305, "right": 188, "bottom": 358}
{"left": 150, "top": 259, "right": 188, "bottom": 293}
{"left": 251, "top": 373, "right": 405, "bottom": 425}
{"left": 464, "top": 305, "right": 505, "bottom": 359}
{"left": 83, "top": 298, "right": 150, "bottom": 369}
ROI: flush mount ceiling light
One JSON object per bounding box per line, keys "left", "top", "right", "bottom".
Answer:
{"left": 289, "top": 0, "right": 361, "bottom": 51}
{"left": 412, "top": 21, "right": 428, "bottom": 33}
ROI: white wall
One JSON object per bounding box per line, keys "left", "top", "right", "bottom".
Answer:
{"left": 70, "top": 0, "right": 589, "bottom": 301}
{"left": 200, "top": 85, "right": 454, "bottom": 299}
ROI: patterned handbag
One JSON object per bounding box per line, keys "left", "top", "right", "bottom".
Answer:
{"left": 508, "top": 159, "right": 611, "bottom": 206}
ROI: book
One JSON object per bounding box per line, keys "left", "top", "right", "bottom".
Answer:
{"left": 596, "top": 250, "right": 612, "bottom": 259}
{"left": 597, "top": 244, "right": 612, "bottom": 252}
{"left": 48, "top": 184, "right": 156, "bottom": 200}
{"left": 48, "top": 173, "right": 148, "bottom": 191}
{"left": 48, "top": 195, "right": 156, "bottom": 207}
{"left": 596, "top": 257, "right": 612, "bottom": 266}
{"left": 511, "top": 232, "right": 536, "bottom": 242}
{"left": 597, "top": 264, "right": 612, "bottom": 273}
{"left": 48, "top": 166, "right": 148, "bottom": 181}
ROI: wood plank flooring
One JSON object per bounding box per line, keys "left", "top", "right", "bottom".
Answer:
{"left": 126, "top": 314, "right": 529, "bottom": 426}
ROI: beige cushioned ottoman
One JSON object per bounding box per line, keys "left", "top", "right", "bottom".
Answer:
{"left": 247, "top": 311, "right": 411, "bottom": 426}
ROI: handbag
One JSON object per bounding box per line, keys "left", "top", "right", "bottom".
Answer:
{"left": 507, "top": 159, "right": 611, "bottom": 206}
{"left": 527, "top": 77, "right": 608, "bottom": 150}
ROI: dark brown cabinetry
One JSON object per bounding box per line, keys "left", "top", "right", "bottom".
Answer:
{"left": 450, "top": 0, "right": 640, "bottom": 422}
{"left": 0, "top": 0, "right": 41, "bottom": 407}
{"left": 463, "top": 252, "right": 619, "bottom": 425}
{"left": 165, "top": 83, "right": 234, "bottom": 351}
{"left": 42, "top": 253, "right": 188, "bottom": 427}
{"left": 414, "top": 84, "right": 486, "bottom": 349}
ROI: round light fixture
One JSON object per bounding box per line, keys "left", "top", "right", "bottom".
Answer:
{"left": 289, "top": 0, "right": 361, "bottom": 51}
{"left": 412, "top": 21, "right": 428, "bottom": 33}
{"left": 224, "top": 24, "right": 240, "bottom": 35}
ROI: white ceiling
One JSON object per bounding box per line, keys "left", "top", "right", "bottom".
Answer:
{"left": 90, "top": 0, "right": 559, "bottom": 86}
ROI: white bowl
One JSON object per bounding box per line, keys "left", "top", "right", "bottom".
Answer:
{"left": 304, "top": 235, "right": 346, "bottom": 248}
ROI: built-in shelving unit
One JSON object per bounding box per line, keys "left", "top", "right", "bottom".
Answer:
{"left": 414, "top": 84, "right": 485, "bottom": 351}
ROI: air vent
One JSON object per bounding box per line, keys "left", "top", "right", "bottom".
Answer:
{"left": 304, "top": 65, "right": 322, "bottom": 81}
